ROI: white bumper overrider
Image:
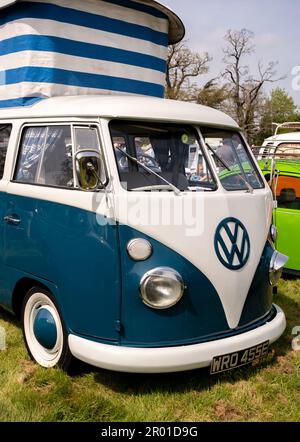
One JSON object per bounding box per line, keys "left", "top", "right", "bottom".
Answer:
{"left": 68, "top": 305, "right": 286, "bottom": 373}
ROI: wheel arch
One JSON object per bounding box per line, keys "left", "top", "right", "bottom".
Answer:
{"left": 12, "top": 277, "right": 55, "bottom": 320}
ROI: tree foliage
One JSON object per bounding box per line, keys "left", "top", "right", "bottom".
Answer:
{"left": 256, "top": 88, "right": 300, "bottom": 144}
{"left": 193, "top": 79, "right": 229, "bottom": 109}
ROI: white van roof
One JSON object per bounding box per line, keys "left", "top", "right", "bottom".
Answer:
{"left": 263, "top": 132, "right": 300, "bottom": 144}
{"left": 0, "top": 95, "right": 239, "bottom": 129}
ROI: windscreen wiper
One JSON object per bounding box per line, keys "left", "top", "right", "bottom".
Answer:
{"left": 114, "top": 146, "right": 181, "bottom": 196}
{"left": 205, "top": 143, "right": 254, "bottom": 194}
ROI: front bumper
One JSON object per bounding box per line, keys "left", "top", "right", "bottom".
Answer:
{"left": 68, "top": 304, "right": 286, "bottom": 373}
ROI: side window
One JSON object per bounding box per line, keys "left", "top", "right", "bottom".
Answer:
{"left": 74, "top": 126, "right": 99, "bottom": 151}
{"left": 277, "top": 176, "right": 300, "bottom": 211}
{"left": 0, "top": 124, "right": 12, "bottom": 180}
{"left": 14, "top": 125, "right": 74, "bottom": 188}
{"left": 39, "top": 127, "right": 73, "bottom": 187}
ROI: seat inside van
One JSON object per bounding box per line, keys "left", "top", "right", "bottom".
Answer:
{"left": 278, "top": 188, "right": 300, "bottom": 210}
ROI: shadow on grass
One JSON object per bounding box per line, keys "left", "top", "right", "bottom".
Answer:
{"left": 0, "top": 306, "right": 20, "bottom": 327}
{"left": 81, "top": 291, "right": 299, "bottom": 396}
{"left": 282, "top": 273, "right": 300, "bottom": 281}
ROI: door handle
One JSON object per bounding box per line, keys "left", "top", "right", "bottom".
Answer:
{"left": 4, "top": 215, "right": 21, "bottom": 226}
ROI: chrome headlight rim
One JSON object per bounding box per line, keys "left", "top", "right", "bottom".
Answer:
{"left": 140, "top": 267, "right": 185, "bottom": 310}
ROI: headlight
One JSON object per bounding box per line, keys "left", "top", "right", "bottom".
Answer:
{"left": 270, "top": 225, "right": 278, "bottom": 243}
{"left": 269, "top": 251, "right": 288, "bottom": 286}
{"left": 140, "top": 267, "right": 185, "bottom": 310}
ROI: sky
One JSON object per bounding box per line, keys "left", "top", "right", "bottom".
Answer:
{"left": 166, "top": 0, "right": 300, "bottom": 106}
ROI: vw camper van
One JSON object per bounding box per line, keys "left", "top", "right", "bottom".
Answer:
{"left": 0, "top": 0, "right": 287, "bottom": 374}
{"left": 0, "top": 96, "right": 288, "bottom": 373}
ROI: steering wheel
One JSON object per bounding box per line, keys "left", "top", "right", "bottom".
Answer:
{"left": 137, "top": 154, "right": 160, "bottom": 170}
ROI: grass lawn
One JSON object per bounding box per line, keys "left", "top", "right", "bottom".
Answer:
{"left": 0, "top": 278, "right": 299, "bottom": 422}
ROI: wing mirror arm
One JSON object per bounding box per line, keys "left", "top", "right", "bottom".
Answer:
{"left": 86, "top": 161, "right": 105, "bottom": 189}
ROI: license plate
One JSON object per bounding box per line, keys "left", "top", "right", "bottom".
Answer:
{"left": 210, "top": 341, "right": 269, "bottom": 375}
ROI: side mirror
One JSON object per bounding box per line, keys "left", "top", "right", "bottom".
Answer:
{"left": 75, "top": 149, "right": 103, "bottom": 191}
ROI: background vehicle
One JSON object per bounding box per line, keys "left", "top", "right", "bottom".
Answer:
{"left": 255, "top": 123, "right": 300, "bottom": 275}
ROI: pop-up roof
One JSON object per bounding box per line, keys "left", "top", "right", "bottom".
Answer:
{"left": 0, "top": 0, "right": 185, "bottom": 108}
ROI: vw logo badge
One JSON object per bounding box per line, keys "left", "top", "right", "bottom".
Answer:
{"left": 214, "top": 218, "right": 250, "bottom": 270}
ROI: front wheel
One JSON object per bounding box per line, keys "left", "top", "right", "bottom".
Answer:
{"left": 22, "top": 287, "right": 74, "bottom": 370}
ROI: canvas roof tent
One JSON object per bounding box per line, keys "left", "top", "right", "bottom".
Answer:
{"left": 0, "top": 0, "right": 185, "bottom": 108}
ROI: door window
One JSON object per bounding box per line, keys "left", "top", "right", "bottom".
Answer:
{"left": 0, "top": 124, "right": 12, "bottom": 180}
{"left": 14, "top": 125, "right": 73, "bottom": 187}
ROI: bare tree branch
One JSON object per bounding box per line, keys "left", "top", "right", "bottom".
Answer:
{"left": 166, "top": 41, "right": 212, "bottom": 100}
{"left": 221, "top": 29, "right": 283, "bottom": 142}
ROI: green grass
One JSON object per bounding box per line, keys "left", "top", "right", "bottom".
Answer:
{"left": 0, "top": 278, "right": 300, "bottom": 422}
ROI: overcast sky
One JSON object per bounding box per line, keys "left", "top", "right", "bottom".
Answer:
{"left": 166, "top": 0, "right": 300, "bottom": 106}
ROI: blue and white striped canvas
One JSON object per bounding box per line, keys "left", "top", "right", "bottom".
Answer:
{"left": 0, "top": 0, "right": 172, "bottom": 108}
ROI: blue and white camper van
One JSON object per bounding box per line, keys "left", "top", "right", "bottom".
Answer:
{"left": 0, "top": 0, "right": 287, "bottom": 374}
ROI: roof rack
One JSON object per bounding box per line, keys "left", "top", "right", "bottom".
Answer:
{"left": 252, "top": 144, "right": 300, "bottom": 161}
{"left": 273, "top": 122, "right": 300, "bottom": 136}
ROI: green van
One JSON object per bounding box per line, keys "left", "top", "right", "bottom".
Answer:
{"left": 256, "top": 123, "right": 300, "bottom": 275}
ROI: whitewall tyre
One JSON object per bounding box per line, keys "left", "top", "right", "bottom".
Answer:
{"left": 22, "top": 287, "right": 74, "bottom": 371}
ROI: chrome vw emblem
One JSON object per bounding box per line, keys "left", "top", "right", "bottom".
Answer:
{"left": 214, "top": 218, "right": 250, "bottom": 270}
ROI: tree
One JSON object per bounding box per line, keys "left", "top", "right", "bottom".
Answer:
{"left": 166, "top": 42, "right": 211, "bottom": 101}
{"left": 256, "top": 88, "right": 300, "bottom": 144}
{"left": 193, "top": 79, "right": 228, "bottom": 109}
{"left": 222, "top": 29, "right": 282, "bottom": 143}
